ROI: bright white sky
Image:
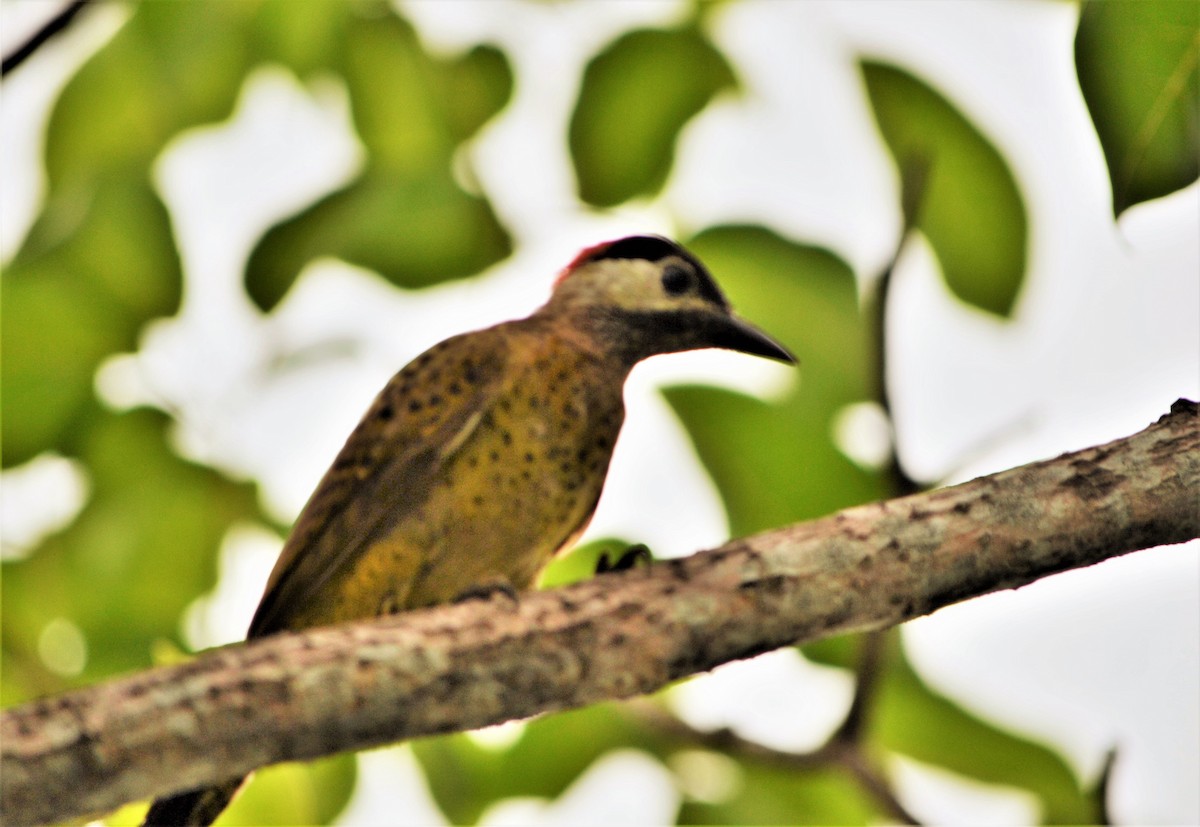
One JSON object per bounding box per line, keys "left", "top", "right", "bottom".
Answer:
{"left": 2, "top": 1, "right": 1197, "bottom": 824}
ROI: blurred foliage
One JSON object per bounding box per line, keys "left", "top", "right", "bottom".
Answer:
{"left": 2, "top": 0, "right": 513, "bottom": 465}
{"left": 244, "top": 7, "right": 514, "bottom": 310}
{"left": 1, "top": 0, "right": 1188, "bottom": 824}
{"left": 2, "top": 179, "right": 181, "bottom": 467}
{"left": 119, "top": 752, "right": 358, "bottom": 826}
{"left": 1, "top": 409, "right": 258, "bottom": 705}
{"left": 1075, "top": 0, "right": 1200, "bottom": 217}
{"left": 216, "top": 753, "right": 357, "bottom": 827}
{"left": 667, "top": 225, "right": 888, "bottom": 534}
{"left": 862, "top": 61, "right": 1027, "bottom": 318}
{"left": 414, "top": 702, "right": 884, "bottom": 825}
{"left": 683, "top": 764, "right": 879, "bottom": 826}
{"left": 570, "top": 25, "right": 736, "bottom": 206}
{"left": 872, "top": 636, "right": 1098, "bottom": 824}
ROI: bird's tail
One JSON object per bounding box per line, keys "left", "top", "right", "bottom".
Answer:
{"left": 142, "top": 777, "right": 246, "bottom": 827}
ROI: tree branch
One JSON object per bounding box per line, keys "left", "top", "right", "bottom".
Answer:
{"left": 3, "top": 400, "right": 1197, "bottom": 825}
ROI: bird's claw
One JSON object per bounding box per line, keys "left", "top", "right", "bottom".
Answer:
{"left": 596, "top": 543, "right": 652, "bottom": 575}
{"left": 452, "top": 578, "right": 519, "bottom": 605}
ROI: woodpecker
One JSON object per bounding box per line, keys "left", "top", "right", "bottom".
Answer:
{"left": 143, "top": 234, "right": 795, "bottom": 826}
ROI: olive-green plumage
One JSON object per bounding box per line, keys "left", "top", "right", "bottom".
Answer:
{"left": 249, "top": 320, "right": 626, "bottom": 633}
{"left": 143, "top": 235, "right": 794, "bottom": 826}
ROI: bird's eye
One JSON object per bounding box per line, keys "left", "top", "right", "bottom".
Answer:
{"left": 661, "top": 264, "right": 694, "bottom": 296}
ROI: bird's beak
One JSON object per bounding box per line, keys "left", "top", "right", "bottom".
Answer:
{"left": 708, "top": 314, "right": 797, "bottom": 364}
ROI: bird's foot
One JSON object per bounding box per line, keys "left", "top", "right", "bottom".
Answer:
{"left": 376, "top": 591, "right": 402, "bottom": 616}
{"left": 595, "top": 543, "right": 652, "bottom": 575}
{"left": 452, "top": 578, "right": 519, "bottom": 605}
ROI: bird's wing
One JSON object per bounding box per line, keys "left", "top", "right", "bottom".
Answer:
{"left": 247, "top": 330, "right": 509, "bottom": 637}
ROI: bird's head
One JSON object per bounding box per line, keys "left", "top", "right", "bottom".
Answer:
{"left": 544, "top": 235, "right": 796, "bottom": 366}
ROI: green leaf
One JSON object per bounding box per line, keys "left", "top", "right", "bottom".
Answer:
{"left": 876, "top": 635, "right": 1097, "bottom": 825}
{"left": 244, "top": 172, "right": 511, "bottom": 310}
{"left": 680, "top": 764, "right": 877, "bottom": 826}
{"left": 862, "top": 62, "right": 1028, "bottom": 318}
{"left": 43, "top": 2, "right": 258, "bottom": 190}
{"left": 2, "top": 180, "right": 182, "bottom": 466}
{"left": 665, "top": 226, "right": 888, "bottom": 536}
{"left": 244, "top": 9, "right": 513, "bottom": 310}
{"left": 440, "top": 45, "right": 515, "bottom": 141}
{"left": 251, "top": 0, "right": 351, "bottom": 77}
{"left": 413, "top": 704, "right": 650, "bottom": 824}
{"left": 214, "top": 752, "right": 357, "bottom": 827}
{"left": 120, "top": 752, "right": 357, "bottom": 825}
{"left": 1, "top": 410, "right": 258, "bottom": 705}
{"left": 4, "top": 0, "right": 272, "bottom": 466}
{"left": 800, "top": 634, "right": 862, "bottom": 672}
{"left": 1076, "top": 0, "right": 1200, "bottom": 216}
{"left": 2, "top": 274, "right": 109, "bottom": 469}
{"left": 414, "top": 698, "right": 897, "bottom": 825}
{"left": 570, "top": 27, "right": 735, "bottom": 207}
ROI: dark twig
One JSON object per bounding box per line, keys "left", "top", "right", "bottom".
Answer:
{"left": 810, "top": 152, "right": 933, "bottom": 820}
{"left": 1, "top": 1, "right": 89, "bottom": 77}
{"left": 833, "top": 740, "right": 921, "bottom": 826}
{"left": 830, "top": 632, "right": 919, "bottom": 823}
{"left": 868, "top": 152, "right": 932, "bottom": 497}
{"left": 628, "top": 700, "right": 827, "bottom": 770}
{"left": 1094, "top": 746, "right": 1119, "bottom": 825}
{"left": 835, "top": 629, "right": 888, "bottom": 743}
{"left": 629, "top": 700, "right": 921, "bottom": 824}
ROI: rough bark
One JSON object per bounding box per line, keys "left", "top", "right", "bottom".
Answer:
{"left": 3, "top": 400, "right": 1197, "bottom": 825}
